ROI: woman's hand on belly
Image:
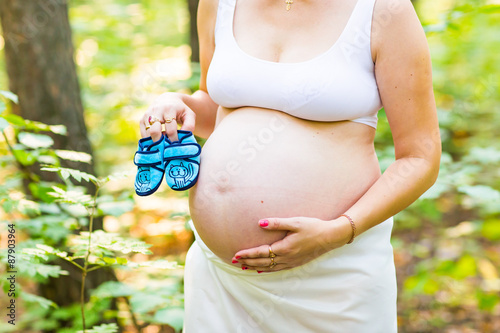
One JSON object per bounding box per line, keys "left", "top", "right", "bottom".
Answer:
{"left": 232, "top": 216, "right": 353, "bottom": 272}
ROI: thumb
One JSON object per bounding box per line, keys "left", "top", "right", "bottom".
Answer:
{"left": 179, "top": 106, "right": 196, "bottom": 133}
{"left": 259, "top": 217, "right": 300, "bottom": 232}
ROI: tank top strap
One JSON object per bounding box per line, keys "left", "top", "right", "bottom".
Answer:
{"left": 213, "top": 0, "right": 236, "bottom": 45}
{"left": 349, "top": 0, "right": 378, "bottom": 26}
{"left": 337, "top": 0, "right": 377, "bottom": 65}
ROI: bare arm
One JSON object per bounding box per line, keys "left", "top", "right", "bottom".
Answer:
{"left": 180, "top": 0, "right": 219, "bottom": 139}
{"left": 140, "top": 0, "right": 219, "bottom": 141}
{"left": 334, "top": 0, "right": 442, "bottom": 238}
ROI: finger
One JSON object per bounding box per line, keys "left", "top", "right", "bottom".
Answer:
{"left": 234, "top": 244, "right": 270, "bottom": 260}
{"left": 149, "top": 121, "right": 163, "bottom": 142}
{"left": 163, "top": 115, "right": 179, "bottom": 142}
{"left": 139, "top": 114, "right": 151, "bottom": 138}
{"left": 178, "top": 107, "right": 196, "bottom": 132}
{"left": 235, "top": 256, "right": 279, "bottom": 268}
{"left": 139, "top": 120, "right": 148, "bottom": 138}
{"left": 242, "top": 264, "right": 287, "bottom": 273}
{"left": 147, "top": 107, "right": 164, "bottom": 142}
{"left": 259, "top": 217, "right": 301, "bottom": 232}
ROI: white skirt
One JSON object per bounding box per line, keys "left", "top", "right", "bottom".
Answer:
{"left": 183, "top": 218, "right": 398, "bottom": 333}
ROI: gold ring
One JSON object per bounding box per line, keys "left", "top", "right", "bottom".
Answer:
{"left": 269, "top": 257, "right": 277, "bottom": 269}
{"left": 148, "top": 115, "right": 161, "bottom": 126}
{"left": 145, "top": 125, "right": 151, "bottom": 130}
{"left": 269, "top": 245, "right": 276, "bottom": 258}
{"left": 165, "top": 117, "right": 175, "bottom": 123}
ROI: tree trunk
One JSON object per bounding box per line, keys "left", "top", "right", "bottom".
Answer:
{"left": 0, "top": 0, "right": 117, "bottom": 331}
{"left": 188, "top": 0, "right": 200, "bottom": 62}
{"left": 0, "top": 0, "right": 98, "bottom": 197}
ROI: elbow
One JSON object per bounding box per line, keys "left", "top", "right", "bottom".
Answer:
{"left": 427, "top": 143, "right": 442, "bottom": 187}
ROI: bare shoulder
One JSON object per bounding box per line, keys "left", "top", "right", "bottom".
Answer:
{"left": 371, "top": 0, "right": 428, "bottom": 62}
{"left": 198, "top": 0, "right": 219, "bottom": 33}
{"left": 198, "top": 0, "right": 219, "bottom": 91}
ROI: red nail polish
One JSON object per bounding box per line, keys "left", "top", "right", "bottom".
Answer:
{"left": 235, "top": 256, "right": 241, "bottom": 259}
{"left": 232, "top": 260, "right": 239, "bottom": 264}
{"left": 257, "top": 271, "right": 263, "bottom": 274}
{"left": 242, "top": 266, "right": 248, "bottom": 270}
{"left": 259, "top": 219, "right": 269, "bottom": 227}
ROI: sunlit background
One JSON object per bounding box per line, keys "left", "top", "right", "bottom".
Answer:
{"left": 0, "top": 0, "right": 499, "bottom": 332}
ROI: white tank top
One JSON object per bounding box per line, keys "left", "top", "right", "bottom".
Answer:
{"left": 206, "top": 0, "right": 382, "bottom": 129}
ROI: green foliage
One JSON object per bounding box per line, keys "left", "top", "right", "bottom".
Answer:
{"left": 1, "top": 0, "right": 498, "bottom": 331}
{"left": 0, "top": 97, "right": 183, "bottom": 332}
{"left": 372, "top": 0, "right": 500, "bottom": 329}
{"left": 78, "top": 323, "right": 119, "bottom": 333}
{"left": 92, "top": 279, "right": 184, "bottom": 330}
{"left": 153, "top": 307, "right": 185, "bottom": 331}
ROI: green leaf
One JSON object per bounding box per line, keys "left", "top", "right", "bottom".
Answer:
{"left": 459, "top": 185, "right": 500, "bottom": 202}
{"left": 41, "top": 166, "right": 98, "bottom": 184}
{"left": 17, "top": 259, "right": 70, "bottom": 280}
{"left": 0, "top": 117, "right": 8, "bottom": 130}
{"left": 403, "top": 273, "right": 428, "bottom": 294}
{"left": 21, "top": 291, "right": 58, "bottom": 309}
{"left": 17, "top": 199, "right": 41, "bottom": 216}
{"left": 478, "top": 4, "right": 500, "bottom": 14}
{"left": 153, "top": 307, "right": 184, "bottom": 331}
{"left": 98, "top": 200, "right": 134, "bottom": 217}
{"left": 98, "top": 170, "right": 133, "bottom": 185}
{"left": 35, "top": 244, "right": 69, "bottom": 258}
{"left": 47, "top": 124, "right": 67, "bottom": 135}
{"left": 102, "top": 257, "right": 116, "bottom": 264}
{"left": 46, "top": 186, "right": 94, "bottom": 206}
{"left": 466, "top": 147, "right": 500, "bottom": 164}
{"left": 29, "top": 182, "right": 60, "bottom": 203}
{"left": 60, "top": 169, "right": 71, "bottom": 180}
{"left": 5, "top": 117, "right": 67, "bottom": 135}
{"left": 69, "top": 230, "right": 153, "bottom": 259}
{"left": 116, "top": 257, "right": 128, "bottom": 265}
{"left": 91, "top": 281, "right": 136, "bottom": 298}
{"left": 1, "top": 113, "right": 25, "bottom": 126}
{"left": 130, "top": 292, "right": 167, "bottom": 314}
{"left": 37, "top": 154, "right": 58, "bottom": 165}
{"left": 15, "top": 214, "right": 74, "bottom": 242}
{"left": 481, "top": 219, "right": 500, "bottom": 241}
{"left": 476, "top": 291, "right": 500, "bottom": 312}
{"left": 419, "top": 182, "right": 450, "bottom": 200}
{"left": 77, "top": 323, "right": 119, "bottom": 333}
{"left": 452, "top": 255, "right": 477, "bottom": 280}
{"left": 18, "top": 132, "right": 54, "bottom": 149}
{"left": 12, "top": 149, "right": 37, "bottom": 166}
{"left": 0, "top": 90, "right": 19, "bottom": 103}
{"left": 55, "top": 149, "right": 92, "bottom": 163}
{"left": 22, "top": 247, "right": 50, "bottom": 261}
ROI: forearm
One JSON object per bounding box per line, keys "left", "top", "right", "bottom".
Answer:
{"left": 179, "top": 90, "right": 218, "bottom": 139}
{"left": 336, "top": 155, "right": 440, "bottom": 239}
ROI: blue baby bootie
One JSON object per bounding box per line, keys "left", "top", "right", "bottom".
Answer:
{"left": 133, "top": 134, "right": 169, "bottom": 196}
{"left": 163, "top": 130, "right": 201, "bottom": 191}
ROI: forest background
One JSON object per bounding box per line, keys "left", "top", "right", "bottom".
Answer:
{"left": 0, "top": 0, "right": 499, "bottom": 332}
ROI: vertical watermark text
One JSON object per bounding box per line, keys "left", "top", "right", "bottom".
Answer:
{"left": 5, "top": 223, "right": 17, "bottom": 326}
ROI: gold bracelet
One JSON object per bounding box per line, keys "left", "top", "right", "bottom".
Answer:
{"left": 340, "top": 214, "right": 356, "bottom": 244}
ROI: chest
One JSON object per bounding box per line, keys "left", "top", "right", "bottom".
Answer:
{"left": 232, "top": 0, "right": 360, "bottom": 64}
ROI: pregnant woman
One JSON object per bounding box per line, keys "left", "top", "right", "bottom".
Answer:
{"left": 139, "top": 0, "right": 441, "bottom": 331}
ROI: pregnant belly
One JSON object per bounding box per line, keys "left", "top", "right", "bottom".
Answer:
{"left": 188, "top": 107, "right": 381, "bottom": 263}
